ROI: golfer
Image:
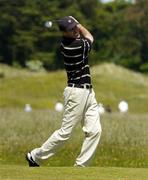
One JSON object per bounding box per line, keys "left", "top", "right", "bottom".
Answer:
{"left": 26, "top": 16, "right": 102, "bottom": 167}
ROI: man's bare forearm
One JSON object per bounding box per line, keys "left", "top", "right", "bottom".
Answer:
{"left": 77, "top": 24, "right": 94, "bottom": 43}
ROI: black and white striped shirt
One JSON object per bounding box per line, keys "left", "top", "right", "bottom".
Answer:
{"left": 60, "top": 37, "right": 92, "bottom": 85}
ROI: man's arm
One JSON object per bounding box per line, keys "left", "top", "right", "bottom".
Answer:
{"left": 77, "top": 24, "right": 94, "bottom": 43}
{"left": 69, "top": 16, "right": 94, "bottom": 43}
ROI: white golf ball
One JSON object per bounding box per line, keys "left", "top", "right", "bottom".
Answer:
{"left": 45, "top": 21, "right": 52, "bottom": 28}
{"left": 118, "top": 101, "right": 128, "bottom": 113}
{"left": 98, "top": 103, "right": 105, "bottom": 114}
{"left": 55, "top": 102, "right": 64, "bottom": 112}
{"left": 24, "top": 104, "right": 32, "bottom": 112}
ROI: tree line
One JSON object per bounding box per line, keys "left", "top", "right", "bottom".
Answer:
{"left": 0, "top": 0, "right": 147, "bottom": 72}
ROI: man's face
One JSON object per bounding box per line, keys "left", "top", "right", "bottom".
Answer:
{"left": 64, "top": 26, "right": 80, "bottom": 38}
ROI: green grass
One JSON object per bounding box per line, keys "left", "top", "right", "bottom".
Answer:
{"left": 0, "top": 63, "right": 148, "bottom": 113}
{"left": 0, "top": 165, "right": 148, "bottom": 180}
{"left": 0, "top": 108, "right": 148, "bottom": 167}
{"left": 0, "top": 63, "right": 148, "bottom": 169}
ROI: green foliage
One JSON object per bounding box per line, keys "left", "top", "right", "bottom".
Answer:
{"left": 125, "top": 0, "right": 148, "bottom": 69}
{"left": 140, "top": 63, "right": 148, "bottom": 73}
{"left": 94, "top": 1, "right": 142, "bottom": 70}
{"left": 0, "top": 0, "right": 147, "bottom": 72}
{"left": 30, "top": 52, "right": 56, "bottom": 70}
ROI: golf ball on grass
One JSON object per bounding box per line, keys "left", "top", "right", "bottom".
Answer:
{"left": 55, "top": 102, "right": 64, "bottom": 112}
{"left": 118, "top": 100, "right": 128, "bottom": 113}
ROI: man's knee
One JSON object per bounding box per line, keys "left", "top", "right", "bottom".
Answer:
{"left": 56, "top": 128, "right": 72, "bottom": 140}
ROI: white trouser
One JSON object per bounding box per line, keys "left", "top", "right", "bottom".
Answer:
{"left": 31, "top": 86, "right": 102, "bottom": 167}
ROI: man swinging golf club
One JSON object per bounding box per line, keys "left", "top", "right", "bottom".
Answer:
{"left": 26, "top": 16, "right": 102, "bottom": 167}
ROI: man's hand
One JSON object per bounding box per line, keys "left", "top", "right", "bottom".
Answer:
{"left": 69, "top": 16, "right": 79, "bottom": 24}
{"left": 77, "top": 24, "right": 94, "bottom": 43}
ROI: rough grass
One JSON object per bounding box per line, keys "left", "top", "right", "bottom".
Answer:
{"left": 0, "top": 108, "right": 148, "bottom": 168}
{"left": 0, "top": 63, "right": 148, "bottom": 168}
{"left": 0, "top": 63, "right": 148, "bottom": 113}
{"left": 0, "top": 165, "right": 148, "bottom": 180}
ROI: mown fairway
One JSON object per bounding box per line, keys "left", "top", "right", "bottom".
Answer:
{"left": 0, "top": 165, "right": 148, "bottom": 180}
